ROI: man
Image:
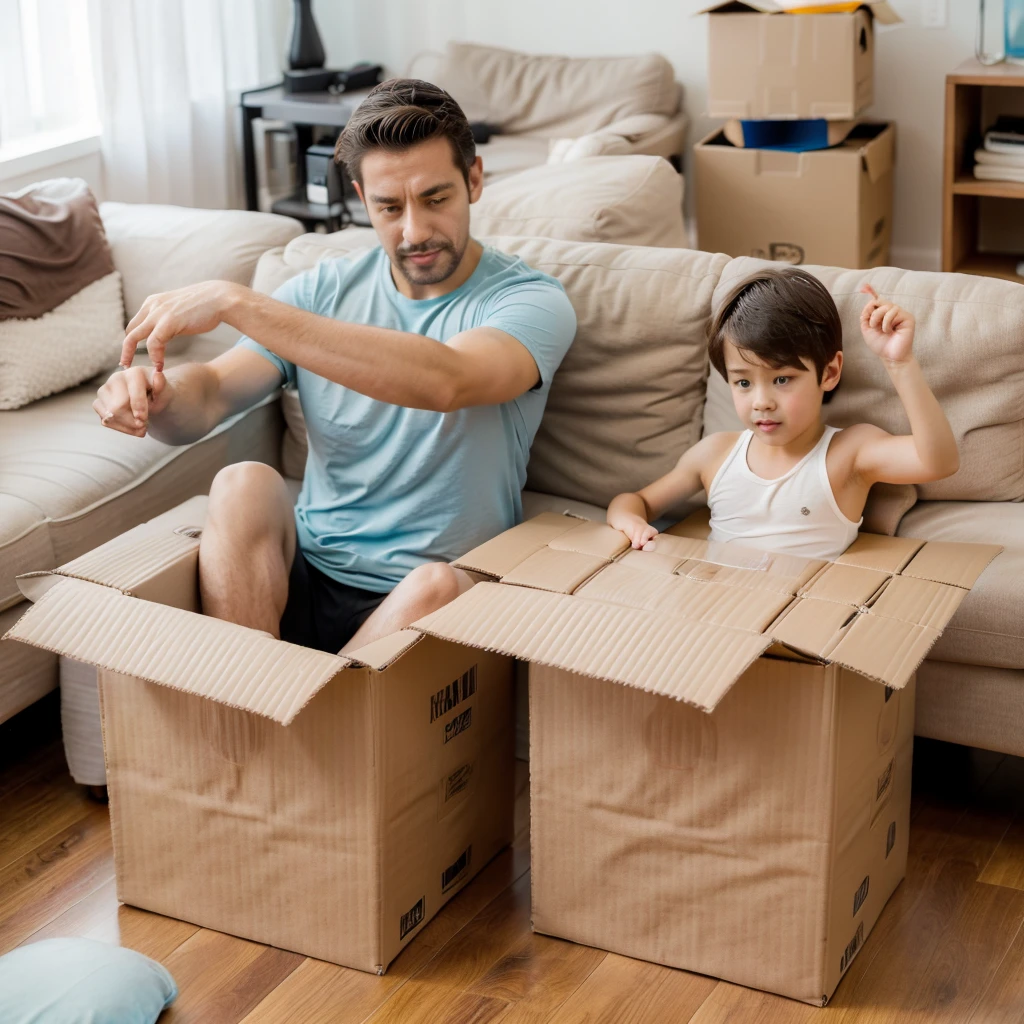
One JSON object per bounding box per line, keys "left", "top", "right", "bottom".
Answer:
{"left": 93, "top": 79, "right": 577, "bottom": 654}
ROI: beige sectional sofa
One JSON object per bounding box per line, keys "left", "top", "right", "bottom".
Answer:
{"left": 0, "top": 203, "right": 303, "bottom": 724}
{"left": 255, "top": 227, "right": 1024, "bottom": 758}
{"left": 413, "top": 43, "right": 687, "bottom": 179}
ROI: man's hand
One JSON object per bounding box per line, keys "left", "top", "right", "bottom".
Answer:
{"left": 608, "top": 509, "right": 659, "bottom": 551}
{"left": 93, "top": 366, "right": 171, "bottom": 437}
{"left": 121, "top": 280, "right": 242, "bottom": 372}
{"left": 859, "top": 283, "right": 916, "bottom": 366}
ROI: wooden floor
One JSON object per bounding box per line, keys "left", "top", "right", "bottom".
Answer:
{"left": 4, "top": 703, "right": 1024, "bottom": 1023}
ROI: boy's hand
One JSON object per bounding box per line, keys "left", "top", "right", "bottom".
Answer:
{"left": 608, "top": 511, "right": 659, "bottom": 551}
{"left": 859, "top": 284, "right": 916, "bottom": 366}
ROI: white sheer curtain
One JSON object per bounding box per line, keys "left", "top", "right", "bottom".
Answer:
{"left": 87, "top": 0, "right": 285, "bottom": 209}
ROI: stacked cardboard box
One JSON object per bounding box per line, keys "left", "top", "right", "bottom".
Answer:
{"left": 695, "top": 1, "right": 901, "bottom": 269}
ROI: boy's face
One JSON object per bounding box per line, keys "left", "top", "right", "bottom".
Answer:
{"left": 723, "top": 339, "right": 842, "bottom": 447}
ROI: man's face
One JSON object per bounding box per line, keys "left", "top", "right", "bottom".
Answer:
{"left": 354, "top": 137, "right": 483, "bottom": 293}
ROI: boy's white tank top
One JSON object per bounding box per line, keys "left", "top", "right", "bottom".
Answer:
{"left": 707, "top": 426, "right": 862, "bottom": 561}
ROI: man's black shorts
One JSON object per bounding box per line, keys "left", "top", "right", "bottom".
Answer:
{"left": 279, "top": 546, "right": 388, "bottom": 654}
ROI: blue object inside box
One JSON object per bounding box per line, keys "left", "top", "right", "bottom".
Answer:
{"left": 736, "top": 120, "right": 834, "bottom": 152}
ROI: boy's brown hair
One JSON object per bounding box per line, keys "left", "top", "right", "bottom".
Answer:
{"left": 334, "top": 78, "right": 476, "bottom": 186}
{"left": 707, "top": 266, "right": 843, "bottom": 404}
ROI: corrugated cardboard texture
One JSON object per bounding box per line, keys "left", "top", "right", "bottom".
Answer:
{"left": 6, "top": 497, "right": 517, "bottom": 974}
{"left": 694, "top": 123, "right": 895, "bottom": 269}
{"left": 703, "top": 5, "right": 896, "bottom": 119}
{"left": 429, "top": 512, "right": 999, "bottom": 709}
{"left": 528, "top": 659, "right": 915, "bottom": 1005}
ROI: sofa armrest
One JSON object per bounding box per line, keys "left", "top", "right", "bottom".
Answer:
{"left": 548, "top": 111, "right": 687, "bottom": 164}
{"left": 99, "top": 203, "right": 305, "bottom": 323}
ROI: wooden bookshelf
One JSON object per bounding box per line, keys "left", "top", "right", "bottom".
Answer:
{"left": 943, "top": 59, "right": 1024, "bottom": 281}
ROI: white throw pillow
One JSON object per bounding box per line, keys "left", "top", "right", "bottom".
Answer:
{"left": 0, "top": 270, "right": 124, "bottom": 410}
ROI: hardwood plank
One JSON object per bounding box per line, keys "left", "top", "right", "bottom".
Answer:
{"left": 362, "top": 982, "right": 508, "bottom": 1024}
{"left": 979, "top": 814, "right": 1024, "bottom": 890}
{"left": 117, "top": 904, "right": 203, "bottom": 964}
{"left": 241, "top": 842, "right": 533, "bottom": 1024}
{"left": 471, "top": 933, "right": 606, "bottom": 1024}
{"left": 968, "top": 918, "right": 1024, "bottom": 1024}
{"left": 536, "top": 952, "right": 718, "bottom": 1024}
{"left": 0, "top": 806, "right": 113, "bottom": 954}
{"left": 160, "top": 928, "right": 303, "bottom": 1024}
{"left": 0, "top": 763, "right": 95, "bottom": 872}
{"left": 687, "top": 983, "right": 817, "bottom": 1024}
{"left": 18, "top": 877, "right": 120, "bottom": 947}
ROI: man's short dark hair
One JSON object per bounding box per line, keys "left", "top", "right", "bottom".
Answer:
{"left": 334, "top": 78, "right": 476, "bottom": 186}
{"left": 707, "top": 266, "right": 843, "bottom": 404}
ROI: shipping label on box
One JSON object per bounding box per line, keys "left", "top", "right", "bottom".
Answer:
{"left": 412, "top": 510, "right": 999, "bottom": 1004}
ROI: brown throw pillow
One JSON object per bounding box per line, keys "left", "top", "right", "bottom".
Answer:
{"left": 0, "top": 178, "right": 115, "bottom": 321}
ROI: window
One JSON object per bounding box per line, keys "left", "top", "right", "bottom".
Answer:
{"left": 0, "top": 0, "right": 98, "bottom": 150}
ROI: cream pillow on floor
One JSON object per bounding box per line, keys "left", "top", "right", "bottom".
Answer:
{"left": 0, "top": 271, "right": 124, "bottom": 410}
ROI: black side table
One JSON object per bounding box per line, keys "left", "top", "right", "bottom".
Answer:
{"left": 241, "top": 85, "right": 374, "bottom": 230}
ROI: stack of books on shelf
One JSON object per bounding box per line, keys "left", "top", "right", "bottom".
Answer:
{"left": 974, "top": 117, "right": 1024, "bottom": 183}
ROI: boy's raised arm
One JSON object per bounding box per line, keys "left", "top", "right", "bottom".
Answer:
{"left": 851, "top": 285, "right": 960, "bottom": 486}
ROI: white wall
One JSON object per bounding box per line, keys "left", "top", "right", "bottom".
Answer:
{"left": 0, "top": 147, "right": 104, "bottom": 200}
{"left": 312, "top": 0, "right": 977, "bottom": 270}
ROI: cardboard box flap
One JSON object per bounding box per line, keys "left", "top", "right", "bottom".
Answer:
{"left": 452, "top": 512, "right": 580, "bottom": 577}
{"left": 826, "top": 612, "right": 940, "bottom": 690}
{"left": 799, "top": 563, "right": 891, "bottom": 606}
{"left": 52, "top": 529, "right": 199, "bottom": 595}
{"left": 836, "top": 533, "right": 923, "bottom": 573}
{"left": 901, "top": 542, "right": 1002, "bottom": 590}
{"left": 3, "top": 578, "right": 348, "bottom": 725}
{"left": 868, "top": 576, "right": 968, "bottom": 632}
{"left": 697, "top": 0, "right": 901, "bottom": 22}
{"left": 770, "top": 597, "right": 856, "bottom": 659}
{"left": 344, "top": 629, "right": 423, "bottom": 670}
{"left": 548, "top": 521, "right": 631, "bottom": 560}
{"left": 413, "top": 581, "right": 773, "bottom": 712}
{"left": 501, "top": 547, "right": 609, "bottom": 594}
{"left": 861, "top": 123, "right": 896, "bottom": 184}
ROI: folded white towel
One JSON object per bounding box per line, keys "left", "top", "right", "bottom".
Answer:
{"left": 974, "top": 163, "right": 1024, "bottom": 182}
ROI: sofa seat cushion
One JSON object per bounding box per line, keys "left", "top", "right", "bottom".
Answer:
{"left": 471, "top": 156, "right": 685, "bottom": 247}
{"left": 897, "top": 501, "right": 1024, "bottom": 671}
{"left": 0, "top": 377, "right": 281, "bottom": 613}
{"left": 0, "top": 599, "right": 58, "bottom": 724}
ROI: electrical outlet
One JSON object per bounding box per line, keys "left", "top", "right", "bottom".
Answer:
{"left": 922, "top": 0, "right": 947, "bottom": 28}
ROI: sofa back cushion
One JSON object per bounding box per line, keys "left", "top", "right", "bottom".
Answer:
{"left": 705, "top": 258, "right": 1024, "bottom": 504}
{"left": 470, "top": 156, "right": 685, "bottom": 248}
{"left": 253, "top": 230, "right": 726, "bottom": 508}
{"left": 434, "top": 42, "right": 680, "bottom": 138}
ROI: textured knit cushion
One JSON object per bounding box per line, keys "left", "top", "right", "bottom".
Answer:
{"left": 471, "top": 156, "right": 685, "bottom": 247}
{"left": 0, "top": 938, "right": 177, "bottom": 1024}
{"left": 0, "top": 271, "right": 123, "bottom": 410}
{"left": 710, "top": 258, "right": 1024, "bottom": 503}
{"left": 0, "top": 178, "right": 115, "bottom": 320}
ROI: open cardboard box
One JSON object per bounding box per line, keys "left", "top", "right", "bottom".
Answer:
{"left": 4, "top": 496, "right": 515, "bottom": 974}
{"left": 409, "top": 510, "right": 1000, "bottom": 1005}
{"left": 695, "top": 121, "right": 895, "bottom": 268}
{"left": 699, "top": 1, "right": 902, "bottom": 121}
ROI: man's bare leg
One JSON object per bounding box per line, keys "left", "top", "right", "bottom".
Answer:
{"left": 340, "top": 562, "right": 476, "bottom": 653}
{"left": 199, "top": 461, "right": 296, "bottom": 635}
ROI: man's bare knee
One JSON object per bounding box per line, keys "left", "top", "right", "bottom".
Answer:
{"left": 206, "top": 462, "right": 293, "bottom": 548}
{"left": 401, "top": 563, "right": 463, "bottom": 616}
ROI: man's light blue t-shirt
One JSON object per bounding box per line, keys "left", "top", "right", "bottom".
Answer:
{"left": 237, "top": 244, "right": 576, "bottom": 592}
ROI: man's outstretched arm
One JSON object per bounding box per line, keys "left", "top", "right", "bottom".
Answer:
{"left": 120, "top": 280, "right": 543, "bottom": 412}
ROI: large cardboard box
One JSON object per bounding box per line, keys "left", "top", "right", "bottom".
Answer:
{"left": 413, "top": 512, "right": 999, "bottom": 1004}
{"left": 701, "top": 1, "right": 902, "bottom": 120}
{"left": 695, "top": 121, "right": 895, "bottom": 269}
{"left": 5, "top": 496, "right": 515, "bottom": 974}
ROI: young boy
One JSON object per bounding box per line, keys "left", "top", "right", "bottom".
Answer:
{"left": 607, "top": 267, "right": 960, "bottom": 560}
